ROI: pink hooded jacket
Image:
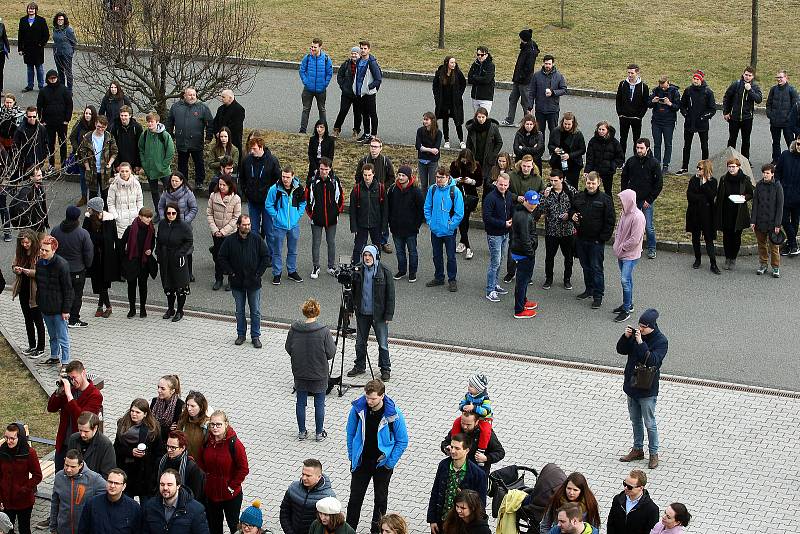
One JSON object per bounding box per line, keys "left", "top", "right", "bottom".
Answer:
{"left": 613, "top": 189, "right": 646, "bottom": 260}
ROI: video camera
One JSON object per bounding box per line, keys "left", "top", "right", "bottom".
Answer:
{"left": 335, "top": 256, "right": 361, "bottom": 314}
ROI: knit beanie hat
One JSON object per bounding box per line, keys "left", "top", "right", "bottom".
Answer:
{"left": 66, "top": 205, "right": 81, "bottom": 221}
{"left": 87, "top": 197, "right": 105, "bottom": 213}
{"left": 351, "top": 46, "right": 361, "bottom": 54}
{"left": 468, "top": 373, "right": 488, "bottom": 394}
{"left": 0, "top": 512, "right": 12, "bottom": 533}
{"left": 519, "top": 29, "right": 533, "bottom": 42}
{"left": 692, "top": 69, "right": 705, "bottom": 82}
{"left": 397, "top": 165, "right": 413, "bottom": 179}
{"left": 316, "top": 496, "right": 342, "bottom": 515}
{"left": 239, "top": 500, "right": 263, "bottom": 527}
{"left": 638, "top": 308, "right": 659, "bottom": 329}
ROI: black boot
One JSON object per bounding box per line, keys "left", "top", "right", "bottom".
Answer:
{"left": 163, "top": 293, "right": 175, "bottom": 319}
{"left": 172, "top": 294, "right": 186, "bottom": 322}
{"left": 692, "top": 256, "right": 701, "bottom": 269}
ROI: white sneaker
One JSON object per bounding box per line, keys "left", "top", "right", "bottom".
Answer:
{"left": 465, "top": 248, "right": 474, "bottom": 260}
{"left": 485, "top": 291, "right": 500, "bottom": 302}
{"left": 459, "top": 141, "right": 466, "bottom": 149}
{"left": 326, "top": 267, "right": 337, "bottom": 277}
{"left": 310, "top": 266, "right": 320, "bottom": 279}
{"left": 455, "top": 243, "right": 466, "bottom": 253}
{"left": 444, "top": 141, "right": 451, "bottom": 149}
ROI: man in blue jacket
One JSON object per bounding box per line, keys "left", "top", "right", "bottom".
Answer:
{"left": 299, "top": 38, "right": 333, "bottom": 134}
{"left": 345, "top": 379, "right": 408, "bottom": 534}
{"left": 424, "top": 167, "right": 464, "bottom": 292}
{"left": 482, "top": 172, "right": 513, "bottom": 302}
{"left": 143, "top": 470, "right": 209, "bottom": 534}
{"left": 266, "top": 166, "right": 306, "bottom": 285}
{"left": 78, "top": 468, "right": 142, "bottom": 534}
{"left": 616, "top": 308, "right": 668, "bottom": 469}
{"left": 354, "top": 41, "right": 382, "bottom": 144}
{"left": 648, "top": 75, "right": 681, "bottom": 174}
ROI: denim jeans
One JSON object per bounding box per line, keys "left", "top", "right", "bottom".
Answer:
{"left": 575, "top": 239, "right": 605, "bottom": 298}
{"left": 248, "top": 201, "right": 273, "bottom": 262}
{"left": 617, "top": 258, "right": 638, "bottom": 312}
{"left": 418, "top": 161, "right": 438, "bottom": 193}
{"left": 231, "top": 288, "right": 261, "bottom": 338}
{"left": 272, "top": 225, "right": 300, "bottom": 276}
{"left": 26, "top": 63, "right": 44, "bottom": 89}
{"left": 354, "top": 313, "right": 390, "bottom": 371}
{"left": 771, "top": 125, "right": 794, "bottom": 162}
{"left": 54, "top": 52, "right": 74, "bottom": 91}
{"left": 393, "top": 234, "right": 418, "bottom": 276}
{"left": 651, "top": 121, "right": 675, "bottom": 167}
{"left": 296, "top": 390, "right": 326, "bottom": 434}
{"left": 42, "top": 314, "right": 70, "bottom": 363}
{"left": 637, "top": 200, "right": 656, "bottom": 252}
{"left": 177, "top": 149, "right": 205, "bottom": 186}
{"left": 627, "top": 395, "right": 659, "bottom": 454}
{"left": 430, "top": 232, "right": 457, "bottom": 282}
{"left": 78, "top": 168, "right": 88, "bottom": 197}
{"left": 486, "top": 234, "right": 508, "bottom": 294}
{"left": 514, "top": 255, "right": 535, "bottom": 313}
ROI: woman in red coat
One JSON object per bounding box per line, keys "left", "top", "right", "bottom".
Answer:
{"left": 0, "top": 423, "right": 43, "bottom": 534}
{"left": 198, "top": 410, "right": 249, "bottom": 534}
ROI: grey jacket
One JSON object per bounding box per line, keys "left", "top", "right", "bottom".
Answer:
{"left": 165, "top": 100, "right": 213, "bottom": 151}
{"left": 286, "top": 321, "right": 336, "bottom": 382}
{"left": 66, "top": 431, "right": 116, "bottom": 478}
{"left": 50, "top": 465, "right": 106, "bottom": 534}
{"left": 528, "top": 67, "right": 567, "bottom": 115}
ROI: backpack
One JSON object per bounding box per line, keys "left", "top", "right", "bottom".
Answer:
{"left": 353, "top": 181, "right": 385, "bottom": 208}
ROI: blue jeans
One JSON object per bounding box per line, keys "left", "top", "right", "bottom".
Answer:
{"left": 617, "top": 258, "right": 638, "bottom": 312}
{"left": 354, "top": 313, "right": 390, "bottom": 371}
{"left": 651, "top": 121, "right": 675, "bottom": 167}
{"left": 272, "top": 225, "right": 300, "bottom": 276}
{"left": 430, "top": 232, "right": 457, "bottom": 282}
{"left": 231, "top": 288, "right": 261, "bottom": 339}
{"left": 418, "top": 161, "right": 438, "bottom": 192}
{"left": 513, "top": 255, "right": 535, "bottom": 313}
{"left": 637, "top": 200, "right": 656, "bottom": 252}
{"left": 42, "top": 314, "right": 70, "bottom": 363}
{"left": 296, "top": 390, "right": 326, "bottom": 434}
{"left": 486, "top": 234, "right": 509, "bottom": 294}
{"left": 248, "top": 201, "right": 274, "bottom": 263}
{"left": 575, "top": 239, "right": 605, "bottom": 298}
{"left": 78, "top": 168, "right": 88, "bottom": 197}
{"left": 26, "top": 63, "right": 45, "bottom": 89}
{"left": 393, "top": 234, "right": 418, "bottom": 276}
{"left": 627, "top": 395, "right": 659, "bottom": 454}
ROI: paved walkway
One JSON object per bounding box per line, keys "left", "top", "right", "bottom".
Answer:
{"left": 1, "top": 292, "right": 797, "bottom": 533}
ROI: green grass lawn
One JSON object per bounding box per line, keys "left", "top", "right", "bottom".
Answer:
{"left": 1, "top": 0, "right": 794, "bottom": 96}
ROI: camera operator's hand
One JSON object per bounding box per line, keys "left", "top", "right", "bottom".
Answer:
{"left": 634, "top": 329, "right": 643, "bottom": 344}
{"left": 61, "top": 378, "right": 73, "bottom": 400}
{"left": 624, "top": 326, "right": 635, "bottom": 338}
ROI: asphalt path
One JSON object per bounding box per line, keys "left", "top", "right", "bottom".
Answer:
{"left": 1, "top": 54, "right": 797, "bottom": 391}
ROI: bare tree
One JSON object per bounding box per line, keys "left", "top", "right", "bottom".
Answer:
{"left": 74, "top": 0, "right": 259, "bottom": 116}
{"left": 750, "top": 0, "right": 758, "bottom": 69}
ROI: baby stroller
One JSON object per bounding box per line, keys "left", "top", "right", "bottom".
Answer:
{"left": 489, "top": 463, "right": 567, "bottom": 533}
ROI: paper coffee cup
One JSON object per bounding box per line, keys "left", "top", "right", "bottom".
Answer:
{"left": 137, "top": 443, "right": 147, "bottom": 452}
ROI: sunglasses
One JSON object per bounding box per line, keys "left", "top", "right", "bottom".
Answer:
{"left": 166, "top": 211, "right": 177, "bottom": 215}
{"left": 476, "top": 53, "right": 487, "bottom": 57}
{"left": 623, "top": 482, "right": 639, "bottom": 490}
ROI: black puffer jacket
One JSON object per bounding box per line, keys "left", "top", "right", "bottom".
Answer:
{"left": 387, "top": 178, "right": 425, "bottom": 238}
{"left": 572, "top": 189, "right": 615, "bottom": 242}
{"left": 766, "top": 83, "right": 799, "bottom": 127}
{"left": 285, "top": 321, "right": 336, "bottom": 385}
{"left": 723, "top": 78, "right": 763, "bottom": 121}
{"left": 110, "top": 118, "right": 143, "bottom": 169}
{"left": 513, "top": 129, "right": 545, "bottom": 163}
{"left": 36, "top": 72, "right": 73, "bottom": 125}
{"left": 548, "top": 127, "right": 586, "bottom": 171}
{"left": 156, "top": 218, "right": 193, "bottom": 291}
{"left": 680, "top": 82, "right": 717, "bottom": 132}
{"left": 34, "top": 254, "right": 73, "bottom": 315}
{"left": 217, "top": 231, "right": 270, "bottom": 290}
{"left": 585, "top": 126, "right": 624, "bottom": 177}
{"left": 620, "top": 152, "right": 663, "bottom": 205}
{"left": 750, "top": 179, "right": 784, "bottom": 232}
{"left": 349, "top": 179, "right": 387, "bottom": 232}
{"left": 467, "top": 54, "right": 496, "bottom": 101}
{"left": 510, "top": 204, "right": 538, "bottom": 257}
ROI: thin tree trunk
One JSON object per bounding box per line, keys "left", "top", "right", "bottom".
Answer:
{"left": 750, "top": 0, "right": 758, "bottom": 68}
{"left": 438, "top": 0, "right": 445, "bottom": 48}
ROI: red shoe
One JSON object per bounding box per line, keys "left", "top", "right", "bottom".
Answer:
{"left": 94, "top": 307, "right": 103, "bottom": 317}
{"left": 514, "top": 309, "right": 537, "bottom": 319}
{"left": 524, "top": 300, "right": 538, "bottom": 310}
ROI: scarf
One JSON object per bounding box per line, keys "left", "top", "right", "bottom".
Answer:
{"left": 158, "top": 450, "right": 189, "bottom": 486}
{"left": 0, "top": 104, "right": 23, "bottom": 123}
{"left": 126, "top": 217, "right": 154, "bottom": 264}
{"left": 151, "top": 395, "right": 179, "bottom": 429}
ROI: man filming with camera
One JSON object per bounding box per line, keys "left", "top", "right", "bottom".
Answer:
{"left": 346, "top": 245, "right": 395, "bottom": 381}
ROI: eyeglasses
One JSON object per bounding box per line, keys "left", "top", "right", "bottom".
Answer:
{"left": 26, "top": 115, "right": 37, "bottom": 119}
{"left": 107, "top": 480, "right": 125, "bottom": 486}
{"left": 165, "top": 445, "right": 181, "bottom": 451}
{"left": 208, "top": 422, "right": 224, "bottom": 428}
{"left": 622, "top": 482, "right": 639, "bottom": 490}
{"left": 369, "top": 144, "right": 382, "bottom": 148}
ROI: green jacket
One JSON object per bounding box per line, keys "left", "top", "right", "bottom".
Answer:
{"left": 138, "top": 123, "right": 176, "bottom": 181}
{"left": 308, "top": 519, "right": 355, "bottom": 534}
{"left": 508, "top": 169, "right": 544, "bottom": 203}
{"left": 77, "top": 130, "right": 119, "bottom": 189}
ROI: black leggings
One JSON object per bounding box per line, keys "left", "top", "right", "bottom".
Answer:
{"left": 98, "top": 287, "right": 111, "bottom": 308}
{"left": 127, "top": 271, "right": 149, "bottom": 311}
{"left": 5, "top": 507, "right": 32, "bottom": 534}
{"left": 691, "top": 230, "right": 717, "bottom": 264}
{"left": 600, "top": 172, "right": 615, "bottom": 196}
{"left": 439, "top": 110, "right": 463, "bottom": 142}
{"left": 206, "top": 493, "right": 243, "bottom": 534}
{"left": 722, "top": 229, "right": 743, "bottom": 260}
{"left": 458, "top": 208, "right": 475, "bottom": 248}
{"left": 19, "top": 282, "right": 44, "bottom": 350}
{"left": 682, "top": 130, "right": 709, "bottom": 169}
{"left": 360, "top": 94, "right": 378, "bottom": 136}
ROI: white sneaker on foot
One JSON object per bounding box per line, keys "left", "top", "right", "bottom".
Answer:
{"left": 459, "top": 141, "right": 466, "bottom": 149}
{"left": 444, "top": 141, "right": 451, "bottom": 149}
{"left": 455, "top": 243, "right": 466, "bottom": 253}
{"left": 465, "top": 248, "right": 474, "bottom": 260}
{"left": 310, "top": 266, "right": 320, "bottom": 279}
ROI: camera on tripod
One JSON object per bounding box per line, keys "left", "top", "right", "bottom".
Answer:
{"left": 335, "top": 257, "right": 361, "bottom": 314}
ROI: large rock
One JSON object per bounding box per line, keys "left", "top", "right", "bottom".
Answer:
{"left": 711, "top": 146, "right": 755, "bottom": 185}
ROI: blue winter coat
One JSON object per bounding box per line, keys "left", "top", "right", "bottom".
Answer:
{"left": 528, "top": 67, "right": 568, "bottom": 115}
{"left": 77, "top": 493, "right": 142, "bottom": 534}
{"left": 346, "top": 395, "right": 408, "bottom": 471}
{"left": 426, "top": 458, "right": 487, "bottom": 524}
{"left": 616, "top": 327, "right": 668, "bottom": 399}
{"left": 52, "top": 26, "right": 76, "bottom": 56}
{"left": 142, "top": 487, "right": 209, "bottom": 534}
{"left": 648, "top": 84, "right": 681, "bottom": 125}
{"left": 776, "top": 149, "right": 800, "bottom": 207}
{"left": 300, "top": 51, "right": 333, "bottom": 94}
{"left": 424, "top": 177, "right": 464, "bottom": 237}
{"left": 158, "top": 185, "right": 199, "bottom": 223}
{"left": 266, "top": 178, "right": 306, "bottom": 230}
{"left": 354, "top": 54, "right": 382, "bottom": 96}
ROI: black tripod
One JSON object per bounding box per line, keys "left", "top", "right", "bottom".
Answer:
{"left": 330, "top": 286, "right": 374, "bottom": 396}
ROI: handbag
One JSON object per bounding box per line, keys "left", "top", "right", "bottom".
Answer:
{"left": 463, "top": 194, "right": 479, "bottom": 213}
{"left": 630, "top": 351, "right": 658, "bottom": 389}
{"left": 64, "top": 152, "right": 81, "bottom": 175}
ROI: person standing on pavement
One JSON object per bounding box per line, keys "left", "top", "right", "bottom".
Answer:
{"left": 616, "top": 309, "right": 668, "bottom": 469}
{"left": 505, "top": 155, "right": 544, "bottom": 282}
{"left": 107, "top": 162, "right": 144, "bottom": 242}
{"left": 685, "top": 159, "right": 719, "bottom": 273}
{"left": 35, "top": 234, "right": 74, "bottom": 367}
{"left": 50, "top": 206, "right": 93, "bottom": 329}
{"left": 750, "top": 163, "right": 784, "bottom": 278}
{"left": 528, "top": 55, "right": 568, "bottom": 145}
{"left": 676, "top": 70, "right": 716, "bottom": 175}
{"left": 113, "top": 398, "right": 165, "bottom": 504}
{"left": 299, "top": 38, "right": 333, "bottom": 134}
{"left": 767, "top": 70, "right": 798, "bottom": 164}
{"left": 143, "top": 469, "right": 210, "bottom": 534}
{"left": 450, "top": 148, "right": 484, "bottom": 259}
{"left": 347, "top": 245, "right": 395, "bottom": 381}
{"left": 77, "top": 468, "right": 142, "bottom": 534}
{"left": 51, "top": 12, "right": 75, "bottom": 92}
{"left": 99, "top": 82, "right": 132, "bottom": 131}
{"left": 207, "top": 174, "right": 241, "bottom": 290}
{"left": 333, "top": 47, "right": 363, "bottom": 140}
{"left": 156, "top": 204, "right": 193, "bottom": 321}
{"left": 166, "top": 87, "right": 214, "bottom": 188}
{"left": 647, "top": 75, "right": 681, "bottom": 174}
{"left": 306, "top": 159, "right": 344, "bottom": 278}
{"left": 78, "top": 115, "right": 118, "bottom": 202}
{"left": 548, "top": 112, "right": 585, "bottom": 189}
{"left": 355, "top": 138, "right": 395, "bottom": 252}
{"left": 158, "top": 172, "right": 198, "bottom": 281}
{"left": 66, "top": 411, "right": 116, "bottom": 478}
{"left": 217, "top": 214, "right": 270, "bottom": 348}
{"left": 715, "top": 158, "right": 753, "bottom": 270}
{"left": 572, "top": 172, "right": 615, "bottom": 310}
{"left": 722, "top": 66, "right": 762, "bottom": 159}
{"left": 467, "top": 46, "right": 495, "bottom": 115}
{"left": 387, "top": 165, "right": 424, "bottom": 282}
{"left": 36, "top": 69, "right": 72, "bottom": 168}
{"left": 239, "top": 134, "right": 281, "bottom": 258}
{"left": 509, "top": 190, "right": 541, "bottom": 319}
{"left": 585, "top": 121, "right": 625, "bottom": 195}
{"left": 612, "top": 189, "right": 645, "bottom": 323}
{"left": 307, "top": 119, "right": 334, "bottom": 179}
{"left": 349, "top": 165, "right": 388, "bottom": 264}
{"left": 213, "top": 89, "right": 246, "bottom": 162}
{"left": 501, "top": 29, "right": 539, "bottom": 127}
{"left": 354, "top": 41, "right": 382, "bottom": 144}
{"left": 615, "top": 64, "right": 650, "bottom": 157}
{"left": 345, "top": 379, "right": 409, "bottom": 534}
{"left": 432, "top": 56, "right": 467, "bottom": 150}
{"left": 18, "top": 2, "right": 49, "bottom": 93}
{"left": 198, "top": 410, "right": 249, "bottom": 534}
{"left": 424, "top": 167, "right": 464, "bottom": 292}
{"left": 415, "top": 112, "right": 443, "bottom": 192}
{"left": 138, "top": 112, "right": 176, "bottom": 214}
{"left": 13, "top": 107, "right": 49, "bottom": 175}
{"left": 776, "top": 139, "right": 800, "bottom": 256}
{"left": 286, "top": 299, "right": 336, "bottom": 441}
{"left": 607, "top": 470, "right": 659, "bottom": 533}
{"left": 156, "top": 431, "right": 204, "bottom": 501}
{"left": 621, "top": 139, "right": 663, "bottom": 259}
{"left": 465, "top": 106, "right": 501, "bottom": 195}
{"left": 539, "top": 169, "right": 577, "bottom": 291}
{"left": 482, "top": 172, "right": 513, "bottom": 302}
{"left": 120, "top": 207, "right": 156, "bottom": 318}
{"left": 266, "top": 166, "right": 306, "bottom": 284}
{"left": 279, "top": 459, "right": 336, "bottom": 534}
{"left": 49, "top": 449, "right": 106, "bottom": 534}
{"left": 513, "top": 115, "right": 545, "bottom": 174}
{"left": 0, "top": 422, "right": 43, "bottom": 534}
{"left": 110, "top": 107, "right": 143, "bottom": 174}
{"left": 11, "top": 230, "right": 45, "bottom": 357}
